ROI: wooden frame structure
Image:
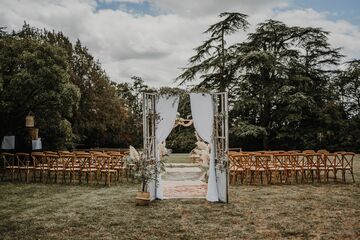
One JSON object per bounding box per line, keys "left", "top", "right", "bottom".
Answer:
{"left": 142, "top": 92, "right": 229, "bottom": 203}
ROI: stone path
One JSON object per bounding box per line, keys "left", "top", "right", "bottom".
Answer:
{"left": 162, "top": 163, "right": 207, "bottom": 199}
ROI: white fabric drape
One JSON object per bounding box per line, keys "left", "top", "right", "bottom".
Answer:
{"left": 32, "top": 138, "right": 42, "bottom": 150}
{"left": 1, "top": 136, "right": 15, "bottom": 150}
{"left": 190, "top": 93, "right": 219, "bottom": 202}
{"left": 155, "top": 95, "right": 179, "bottom": 199}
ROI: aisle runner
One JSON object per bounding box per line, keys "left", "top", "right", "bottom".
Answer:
{"left": 162, "top": 165, "right": 207, "bottom": 199}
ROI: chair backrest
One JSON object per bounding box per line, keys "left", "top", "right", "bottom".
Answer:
{"left": 334, "top": 153, "right": 343, "bottom": 168}
{"left": 303, "top": 153, "right": 315, "bottom": 168}
{"left": 93, "top": 153, "right": 111, "bottom": 169}
{"left": 244, "top": 154, "right": 254, "bottom": 167}
{"left": 292, "top": 153, "right": 305, "bottom": 168}
{"left": 324, "top": 153, "right": 337, "bottom": 168}
{"left": 31, "top": 152, "right": 47, "bottom": 168}
{"left": 317, "top": 153, "right": 326, "bottom": 167}
{"left": 273, "top": 153, "right": 290, "bottom": 169}
{"left": 1, "top": 153, "right": 15, "bottom": 168}
{"left": 45, "top": 152, "right": 60, "bottom": 169}
{"left": 58, "top": 150, "right": 71, "bottom": 154}
{"left": 228, "top": 151, "right": 240, "bottom": 157}
{"left": 287, "top": 150, "right": 301, "bottom": 154}
{"left": 15, "top": 153, "right": 30, "bottom": 167}
{"left": 254, "top": 154, "right": 271, "bottom": 169}
{"left": 107, "top": 152, "right": 125, "bottom": 167}
{"left": 317, "top": 149, "right": 330, "bottom": 154}
{"left": 90, "top": 150, "right": 104, "bottom": 155}
{"left": 342, "top": 152, "right": 355, "bottom": 169}
{"left": 76, "top": 153, "right": 93, "bottom": 169}
{"left": 43, "top": 151, "right": 57, "bottom": 155}
{"left": 303, "top": 150, "right": 316, "bottom": 154}
{"left": 58, "top": 153, "right": 75, "bottom": 169}
{"left": 230, "top": 154, "right": 249, "bottom": 170}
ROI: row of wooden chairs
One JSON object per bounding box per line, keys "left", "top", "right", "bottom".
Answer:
{"left": 229, "top": 151, "right": 355, "bottom": 185}
{"left": 0, "top": 150, "right": 132, "bottom": 186}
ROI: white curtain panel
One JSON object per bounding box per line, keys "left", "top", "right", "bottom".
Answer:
{"left": 190, "top": 93, "right": 219, "bottom": 202}
{"left": 155, "top": 95, "right": 179, "bottom": 199}
{"left": 1, "top": 136, "right": 15, "bottom": 150}
{"left": 32, "top": 138, "right": 42, "bottom": 150}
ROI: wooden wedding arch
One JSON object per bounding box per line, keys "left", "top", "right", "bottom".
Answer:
{"left": 142, "top": 92, "right": 229, "bottom": 203}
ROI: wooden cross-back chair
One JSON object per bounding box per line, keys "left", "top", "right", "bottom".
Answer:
{"left": 272, "top": 154, "right": 287, "bottom": 183}
{"left": 333, "top": 152, "right": 345, "bottom": 182}
{"left": 317, "top": 153, "right": 326, "bottom": 182}
{"left": 1, "top": 153, "right": 15, "bottom": 181}
{"left": 31, "top": 152, "right": 47, "bottom": 183}
{"left": 92, "top": 152, "right": 116, "bottom": 186}
{"left": 45, "top": 152, "right": 61, "bottom": 183}
{"left": 107, "top": 152, "right": 126, "bottom": 181}
{"left": 324, "top": 153, "right": 337, "bottom": 182}
{"left": 77, "top": 153, "right": 95, "bottom": 184}
{"left": 289, "top": 153, "right": 304, "bottom": 183}
{"left": 15, "top": 153, "right": 31, "bottom": 183}
{"left": 303, "top": 153, "right": 318, "bottom": 182}
{"left": 251, "top": 154, "right": 271, "bottom": 184}
{"left": 58, "top": 152, "right": 76, "bottom": 183}
{"left": 341, "top": 152, "right": 355, "bottom": 183}
{"left": 229, "top": 153, "right": 249, "bottom": 185}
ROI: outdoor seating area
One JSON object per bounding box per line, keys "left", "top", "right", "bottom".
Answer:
{"left": 0, "top": 150, "right": 131, "bottom": 186}
{"left": 229, "top": 150, "right": 355, "bottom": 185}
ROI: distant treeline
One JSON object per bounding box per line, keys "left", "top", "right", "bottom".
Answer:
{"left": 0, "top": 12, "right": 359, "bottom": 152}
{"left": 0, "top": 23, "right": 145, "bottom": 150}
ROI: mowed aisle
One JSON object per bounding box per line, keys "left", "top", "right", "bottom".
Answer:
{"left": 162, "top": 161, "right": 207, "bottom": 199}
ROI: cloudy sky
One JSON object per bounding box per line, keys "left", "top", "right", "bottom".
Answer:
{"left": 0, "top": 0, "right": 359, "bottom": 87}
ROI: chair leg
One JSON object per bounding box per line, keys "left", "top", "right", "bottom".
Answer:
{"left": 351, "top": 170, "right": 355, "bottom": 183}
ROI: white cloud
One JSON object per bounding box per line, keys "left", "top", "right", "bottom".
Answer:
{"left": 150, "top": 0, "right": 288, "bottom": 17}
{"left": 274, "top": 8, "right": 360, "bottom": 61}
{"left": 0, "top": 0, "right": 358, "bottom": 87}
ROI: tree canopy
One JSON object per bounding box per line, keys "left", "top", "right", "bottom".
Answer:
{"left": 0, "top": 13, "right": 359, "bottom": 152}
{"left": 177, "top": 14, "right": 359, "bottom": 152}
{"left": 0, "top": 23, "right": 135, "bottom": 150}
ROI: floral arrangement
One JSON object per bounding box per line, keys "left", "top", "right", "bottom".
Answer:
{"left": 126, "top": 145, "right": 166, "bottom": 193}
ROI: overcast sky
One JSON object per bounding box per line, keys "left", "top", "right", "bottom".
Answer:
{"left": 0, "top": 0, "right": 359, "bottom": 87}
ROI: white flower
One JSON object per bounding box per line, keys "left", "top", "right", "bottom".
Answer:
{"left": 129, "top": 145, "right": 140, "bottom": 161}
{"left": 195, "top": 141, "right": 208, "bottom": 151}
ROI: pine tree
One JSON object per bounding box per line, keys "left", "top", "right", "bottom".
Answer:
{"left": 177, "top": 12, "right": 249, "bottom": 91}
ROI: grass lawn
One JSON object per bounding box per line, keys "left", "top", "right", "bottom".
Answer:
{"left": 167, "top": 153, "right": 192, "bottom": 164}
{"left": 0, "top": 156, "right": 359, "bottom": 239}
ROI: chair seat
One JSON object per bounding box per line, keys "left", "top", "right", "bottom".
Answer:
{"left": 100, "top": 169, "right": 117, "bottom": 173}
{"left": 114, "top": 166, "right": 126, "bottom": 169}
{"left": 5, "top": 166, "right": 18, "bottom": 169}
{"left": 64, "top": 168, "right": 81, "bottom": 171}
{"left": 81, "top": 168, "right": 97, "bottom": 172}
{"left": 34, "top": 167, "right": 46, "bottom": 170}
{"left": 232, "top": 168, "right": 245, "bottom": 172}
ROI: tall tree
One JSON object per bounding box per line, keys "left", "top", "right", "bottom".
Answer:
{"left": 116, "top": 76, "right": 152, "bottom": 147}
{"left": 0, "top": 25, "right": 80, "bottom": 149}
{"left": 336, "top": 59, "right": 360, "bottom": 116}
{"left": 177, "top": 12, "right": 249, "bottom": 91}
{"left": 232, "top": 20, "right": 343, "bottom": 149}
{"left": 70, "top": 40, "right": 129, "bottom": 148}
